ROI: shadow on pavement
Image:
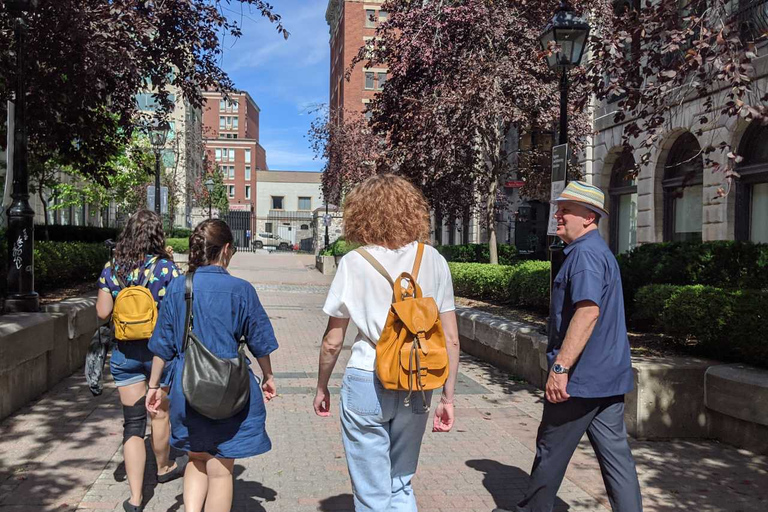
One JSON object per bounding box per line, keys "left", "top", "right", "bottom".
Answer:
{"left": 319, "top": 493, "right": 354, "bottom": 511}
{"left": 165, "top": 464, "right": 277, "bottom": 512}
{"left": 466, "top": 459, "right": 570, "bottom": 511}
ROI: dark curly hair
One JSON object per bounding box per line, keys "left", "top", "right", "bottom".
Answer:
{"left": 113, "top": 210, "right": 172, "bottom": 283}
{"left": 188, "top": 219, "right": 234, "bottom": 273}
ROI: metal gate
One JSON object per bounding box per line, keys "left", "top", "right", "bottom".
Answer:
{"left": 222, "top": 211, "right": 254, "bottom": 252}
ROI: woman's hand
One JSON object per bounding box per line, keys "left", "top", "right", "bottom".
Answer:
{"left": 313, "top": 386, "right": 331, "bottom": 417}
{"left": 146, "top": 388, "right": 164, "bottom": 414}
{"left": 432, "top": 401, "right": 454, "bottom": 432}
{"left": 262, "top": 376, "right": 277, "bottom": 402}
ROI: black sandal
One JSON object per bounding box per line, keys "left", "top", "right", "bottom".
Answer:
{"left": 157, "top": 454, "right": 188, "bottom": 484}
{"left": 123, "top": 498, "right": 142, "bottom": 512}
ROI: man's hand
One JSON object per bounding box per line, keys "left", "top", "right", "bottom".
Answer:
{"left": 314, "top": 386, "right": 331, "bottom": 417}
{"left": 545, "top": 371, "right": 570, "bottom": 403}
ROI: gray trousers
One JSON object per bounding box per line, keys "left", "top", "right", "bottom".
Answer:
{"left": 516, "top": 396, "right": 643, "bottom": 512}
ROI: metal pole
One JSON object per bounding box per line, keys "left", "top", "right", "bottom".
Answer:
{"left": 549, "top": 68, "right": 569, "bottom": 297}
{"left": 154, "top": 151, "right": 161, "bottom": 215}
{"left": 5, "top": 14, "right": 39, "bottom": 312}
{"left": 209, "top": 194, "right": 212, "bottom": 219}
{"left": 324, "top": 201, "right": 330, "bottom": 249}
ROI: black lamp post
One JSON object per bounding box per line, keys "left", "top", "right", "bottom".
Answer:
{"left": 147, "top": 120, "right": 170, "bottom": 216}
{"left": 204, "top": 177, "right": 215, "bottom": 219}
{"left": 538, "top": 0, "right": 590, "bottom": 293}
{"left": 5, "top": 0, "right": 40, "bottom": 313}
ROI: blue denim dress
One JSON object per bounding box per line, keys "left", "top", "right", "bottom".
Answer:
{"left": 148, "top": 265, "right": 278, "bottom": 459}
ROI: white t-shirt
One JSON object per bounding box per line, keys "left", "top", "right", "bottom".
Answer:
{"left": 323, "top": 241, "right": 456, "bottom": 371}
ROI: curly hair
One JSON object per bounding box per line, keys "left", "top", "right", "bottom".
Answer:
{"left": 188, "top": 219, "right": 234, "bottom": 273}
{"left": 343, "top": 174, "right": 431, "bottom": 249}
{"left": 113, "top": 210, "right": 171, "bottom": 282}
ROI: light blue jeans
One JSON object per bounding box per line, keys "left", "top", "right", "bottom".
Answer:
{"left": 340, "top": 367, "right": 432, "bottom": 512}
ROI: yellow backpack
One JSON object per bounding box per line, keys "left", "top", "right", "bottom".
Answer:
{"left": 355, "top": 243, "right": 449, "bottom": 410}
{"left": 112, "top": 260, "right": 159, "bottom": 341}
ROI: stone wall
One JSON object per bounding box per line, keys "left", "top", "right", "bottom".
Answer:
{"left": 456, "top": 307, "right": 768, "bottom": 454}
{"left": 0, "top": 295, "right": 100, "bottom": 421}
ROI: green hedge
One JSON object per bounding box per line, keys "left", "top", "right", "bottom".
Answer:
{"left": 35, "top": 224, "right": 119, "bottom": 243}
{"left": 633, "top": 284, "right": 768, "bottom": 367}
{"left": 35, "top": 241, "right": 110, "bottom": 292}
{"left": 321, "top": 238, "right": 359, "bottom": 257}
{"left": 436, "top": 243, "right": 518, "bottom": 266}
{"left": 449, "top": 261, "right": 550, "bottom": 310}
{"left": 168, "top": 228, "right": 192, "bottom": 239}
{"left": 166, "top": 238, "right": 189, "bottom": 254}
{"left": 619, "top": 241, "right": 768, "bottom": 311}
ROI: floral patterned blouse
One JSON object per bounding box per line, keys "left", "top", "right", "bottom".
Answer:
{"left": 98, "top": 255, "right": 181, "bottom": 307}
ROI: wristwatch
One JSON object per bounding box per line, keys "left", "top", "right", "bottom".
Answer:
{"left": 552, "top": 363, "right": 569, "bottom": 375}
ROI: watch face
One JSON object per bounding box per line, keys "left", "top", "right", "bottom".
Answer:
{"left": 553, "top": 364, "right": 565, "bottom": 374}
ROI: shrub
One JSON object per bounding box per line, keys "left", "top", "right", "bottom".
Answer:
{"left": 168, "top": 227, "right": 192, "bottom": 239}
{"left": 633, "top": 284, "right": 768, "bottom": 368}
{"left": 166, "top": 238, "right": 189, "bottom": 254}
{"left": 35, "top": 224, "right": 119, "bottom": 243}
{"left": 321, "top": 238, "right": 359, "bottom": 257}
{"left": 436, "top": 243, "right": 518, "bottom": 266}
{"left": 630, "top": 284, "right": 679, "bottom": 329}
{"left": 449, "top": 260, "right": 550, "bottom": 310}
{"left": 34, "top": 241, "right": 110, "bottom": 292}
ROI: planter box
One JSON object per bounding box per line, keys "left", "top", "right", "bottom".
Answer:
{"left": 316, "top": 255, "right": 337, "bottom": 276}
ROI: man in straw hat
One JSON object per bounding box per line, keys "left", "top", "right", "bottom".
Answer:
{"left": 495, "top": 182, "right": 642, "bottom": 512}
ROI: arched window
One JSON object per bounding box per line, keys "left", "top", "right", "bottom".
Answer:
{"left": 300, "top": 224, "right": 309, "bottom": 230}
{"left": 735, "top": 123, "right": 768, "bottom": 243}
{"left": 609, "top": 151, "right": 638, "bottom": 253}
{"left": 663, "top": 132, "right": 703, "bottom": 242}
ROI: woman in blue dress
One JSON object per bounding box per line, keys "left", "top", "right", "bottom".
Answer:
{"left": 146, "top": 219, "right": 278, "bottom": 512}
{"left": 95, "top": 209, "right": 185, "bottom": 512}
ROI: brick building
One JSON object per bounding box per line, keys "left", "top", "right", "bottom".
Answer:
{"left": 327, "top": 0, "right": 388, "bottom": 121}
{"left": 201, "top": 91, "right": 268, "bottom": 222}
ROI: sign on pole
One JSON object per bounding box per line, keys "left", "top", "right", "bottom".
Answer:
{"left": 322, "top": 214, "right": 332, "bottom": 227}
{"left": 146, "top": 186, "right": 169, "bottom": 214}
{"left": 547, "top": 144, "right": 568, "bottom": 236}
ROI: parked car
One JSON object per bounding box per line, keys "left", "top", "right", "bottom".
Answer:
{"left": 253, "top": 232, "right": 292, "bottom": 251}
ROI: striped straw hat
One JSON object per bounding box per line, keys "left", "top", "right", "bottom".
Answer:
{"left": 555, "top": 181, "right": 609, "bottom": 217}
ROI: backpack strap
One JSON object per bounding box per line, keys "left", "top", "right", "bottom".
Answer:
{"left": 138, "top": 259, "right": 160, "bottom": 288}
{"left": 355, "top": 248, "right": 394, "bottom": 287}
{"left": 183, "top": 273, "right": 194, "bottom": 352}
{"left": 411, "top": 243, "right": 425, "bottom": 281}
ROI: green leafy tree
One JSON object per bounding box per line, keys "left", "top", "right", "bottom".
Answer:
{"left": 192, "top": 163, "right": 229, "bottom": 217}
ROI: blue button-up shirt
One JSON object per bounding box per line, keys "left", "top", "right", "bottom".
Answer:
{"left": 548, "top": 230, "right": 634, "bottom": 398}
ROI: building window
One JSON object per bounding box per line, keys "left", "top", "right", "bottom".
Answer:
{"left": 735, "top": 122, "right": 768, "bottom": 243}
{"left": 609, "top": 151, "right": 638, "bottom": 254}
{"left": 219, "top": 116, "right": 226, "bottom": 130}
{"left": 365, "top": 71, "right": 375, "bottom": 90}
{"left": 245, "top": 185, "right": 251, "bottom": 200}
{"left": 365, "top": 8, "right": 376, "bottom": 27}
{"left": 245, "top": 149, "right": 251, "bottom": 163}
{"left": 298, "top": 197, "right": 312, "bottom": 210}
{"left": 379, "top": 10, "right": 388, "bottom": 22}
{"left": 300, "top": 224, "right": 309, "bottom": 230}
{"left": 245, "top": 166, "right": 251, "bottom": 181}
{"left": 364, "top": 109, "right": 373, "bottom": 122}
{"left": 215, "top": 148, "right": 222, "bottom": 161}
{"left": 663, "top": 132, "right": 703, "bottom": 242}
{"left": 232, "top": 117, "right": 238, "bottom": 129}
{"left": 272, "top": 196, "right": 284, "bottom": 210}
{"left": 228, "top": 185, "right": 235, "bottom": 198}
{"left": 228, "top": 166, "right": 235, "bottom": 179}
{"left": 377, "top": 72, "right": 387, "bottom": 89}
{"left": 219, "top": 99, "right": 226, "bottom": 111}
{"left": 265, "top": 222, "right": 273, "bottom": 233}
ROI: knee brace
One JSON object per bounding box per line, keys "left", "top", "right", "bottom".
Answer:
{"left": 122, "top": 397, "right": 147, "bottom": 443}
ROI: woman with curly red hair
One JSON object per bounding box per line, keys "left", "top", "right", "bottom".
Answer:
{"left": 313, "top": 174, "right": 461, "bottom": 511}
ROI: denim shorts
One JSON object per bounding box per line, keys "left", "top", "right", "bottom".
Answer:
{"left": 110, "top": 340, "right": 170, "bottom": 388}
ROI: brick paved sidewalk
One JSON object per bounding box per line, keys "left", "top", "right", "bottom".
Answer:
{"left": 1, "top": 253, "right": 767, "bottom": 512}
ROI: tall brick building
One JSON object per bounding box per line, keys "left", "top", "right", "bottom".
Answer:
{"left": 201, "top": 91, "right": 268, "bottom": 217}
{"left": 327, "top": 0, "right": 388, "bottom": 121}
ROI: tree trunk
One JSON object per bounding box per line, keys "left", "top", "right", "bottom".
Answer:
{"left": 486, "top": 179, "right": 498, "bottom": 265}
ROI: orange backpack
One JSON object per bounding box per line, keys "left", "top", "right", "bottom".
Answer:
{"left": 355, "top": 243, "right": 449, "bottom": 409}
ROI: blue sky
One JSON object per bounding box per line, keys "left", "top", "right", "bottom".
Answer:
{"left": 219, "top": 1, "right": 329, "bottom": 172}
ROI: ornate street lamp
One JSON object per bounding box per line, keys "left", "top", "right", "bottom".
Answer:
{"left": 5, "top": 0, "right": 40, "bottom": 313}
{"left": 538, "top": 1, "right": 590, "bottom": 301}
{"left": 146, "top": 120, "right": 170, "bottom": 216}
{"left": 204, "top": 177, "right": 215, "bottom": 219}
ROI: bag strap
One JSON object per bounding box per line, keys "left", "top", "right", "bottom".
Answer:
{"left": 411, "top": 243, "right": 425, "bottom": 281}
{"left": 183, "top": 273, "right": 194, "bottom": 352}
{"left": 355, "top": 248, "right": 394, "bottom": 287}
{"left": 138, "top": 259, "right": 159, "bottom": 288}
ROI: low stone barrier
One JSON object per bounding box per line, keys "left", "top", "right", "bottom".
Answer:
{"left": 456, "top": 306, "right": 768, "bottom": 454}
{"left": 315, "top": 255, "right": 337, "bottom": 276}
{"left": 0, "top": 294, "right": 99, "bottom": 421}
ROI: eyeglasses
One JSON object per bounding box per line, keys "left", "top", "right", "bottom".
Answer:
{"left": 231, "top": 245, "right": 238, "bottom": 255}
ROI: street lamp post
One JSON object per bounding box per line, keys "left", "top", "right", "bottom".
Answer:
{"left": 538, "top": 0, "right": 590, "bottom": 295}
{"left": 147, "top": 121, "right": 170, "bottom": 216}
{"left": 204, "top": 177, "right": 215, "bottom": 219}
{"left": 5, "top": 0, "right": 40, "bottom": 313}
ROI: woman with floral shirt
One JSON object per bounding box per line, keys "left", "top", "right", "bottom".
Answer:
{"left": 95, "top": 210, "right": 185, "bottom": 512}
